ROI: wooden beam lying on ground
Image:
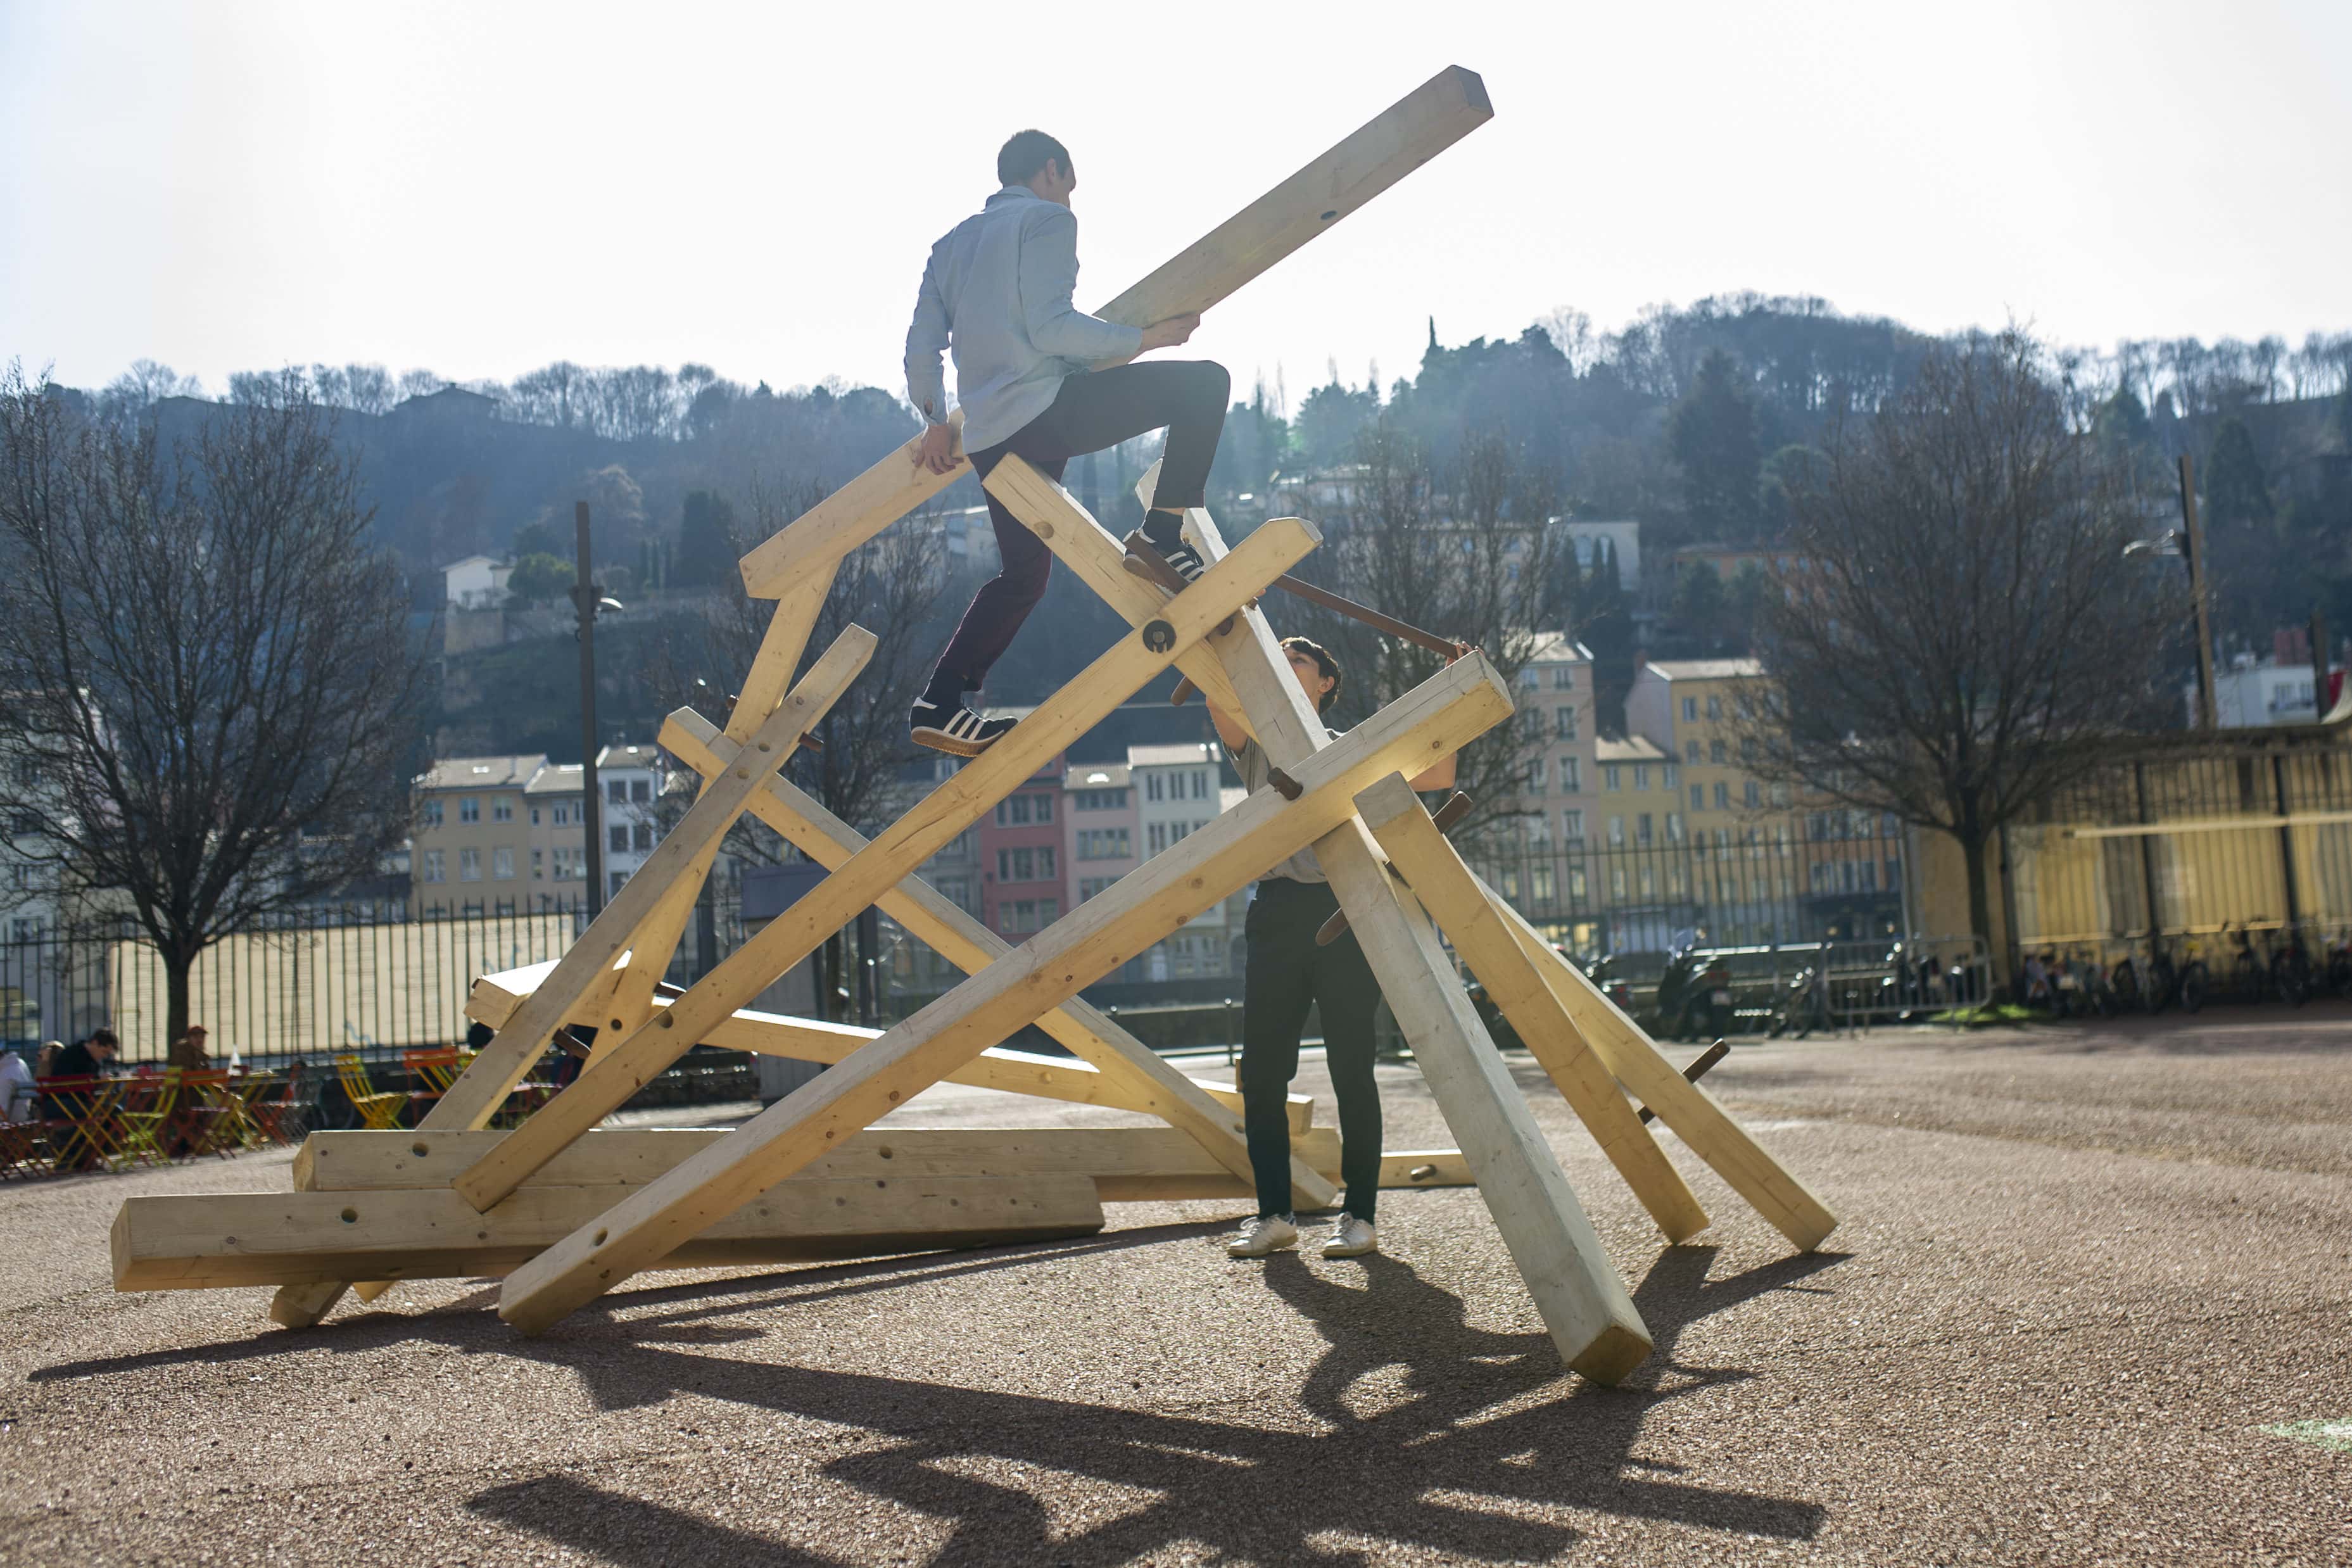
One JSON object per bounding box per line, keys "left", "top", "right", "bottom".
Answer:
{"left": 657, "top": 709, "right": 1331, "bottom": 1206}
{"left": 1479, "top": 881, "right": 1838, "bottom": 1252}
{"left": 1356, "top": 774, "right": 1710, "bottom": 1244}
{"left": 470, "top": 962, "right": 1312, "bottom": 1135}
{"left": 292, "top": 1125, "right": 1461, "bottom": 1203}
{"left": 493, "top": 655, "right": 1514, "bottom": 1334}
{"left": 1011, "top": 471, "right": 1652, "bottom": 1382}
{"left": 118, "top": 1177, "right": 1103, "bottom": 1292}
{"left": 457, "top": 520, "right": 1320, "bottom": 1215}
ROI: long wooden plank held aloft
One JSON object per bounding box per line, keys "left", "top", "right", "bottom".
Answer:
{"left": 735, "top": 65, "right": 1491, "bottom": 598}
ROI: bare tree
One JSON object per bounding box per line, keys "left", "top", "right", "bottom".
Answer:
{"left": 1281, "top": 418, "right": 1559, "bottom": 845}
{"left": 0, "top": 365, "right": 431, "bottom": 1063}
{"left": 1735, "top": 331, "right": 2187, "bottom": 953}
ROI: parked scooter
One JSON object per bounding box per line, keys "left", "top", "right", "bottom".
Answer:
{"left": 1767, "top": 964, "right": 1831, "bottom": 1038}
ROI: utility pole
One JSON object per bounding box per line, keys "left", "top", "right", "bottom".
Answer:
{"left": 2178, "top": 455, "right": 2218, "bottom": 731}
{"left": 573, "top": 501, "right": 608, "bottom": 919}
{"left": 2310, "top": 607, "right": 2332, "bottom": 721}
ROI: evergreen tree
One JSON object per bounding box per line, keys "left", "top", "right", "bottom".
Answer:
{"left": 2093, "top": 387, "right": 2153, "bottom": 452}
{"left": 674, "top": 489, "right": 740, "bottom": 588}
{"left": 2203, "top": 417, "right": 2272, "bottom": 528}
{"left": 1672, "top": 560, "right": 1728, "bottom": 635}
{"left": 505, "top": 552, "right": 574, "bottom": 604}
{"left": 1668, "top": 349, "right": 1762, "bottom": 538}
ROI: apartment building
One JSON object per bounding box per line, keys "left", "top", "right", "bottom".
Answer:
{"left": 1063, "top": 761, "right": 1137, "bottom": 905}
{"left": 412, "top": 755, "right": 540, "bottom": 915}
{"left": 522, "top": 763, "right": 591, "bottom": 905}
{"left": 595, "top": 743, "right": 666, "bottom": 902}
{"left": 978, "top": 752, "right": 1067, "bottom": 940}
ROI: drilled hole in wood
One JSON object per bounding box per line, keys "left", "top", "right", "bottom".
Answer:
{"left": 1320, "top": 209, "right": 1338, "bottom": 220}
{"left": 411, "top": 1142, "right": 429, "bottom": 1158}
{"left": 339, "top": 1208, "right": 358, "bottom": 1224}
{"left": 593, "top": 1228, "right": 609, "bottom": 1246}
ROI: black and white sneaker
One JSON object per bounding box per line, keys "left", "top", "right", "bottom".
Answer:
{"left": 1123, "top": 530, "right": 1208, "bottom": 588}
{"left": 911, "top": 698, "right": 1015, "bottom": 758}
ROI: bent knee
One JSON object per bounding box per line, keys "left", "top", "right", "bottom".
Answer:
{"left": 1187, "top": 360, "right": 1232, "bottom": 407}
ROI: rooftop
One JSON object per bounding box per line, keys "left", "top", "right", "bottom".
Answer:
{"left": 419, "top": 754, "right": 545, "bottom": 792}
{"left": 524, "top": 763, "right": 587, "bottom": 796}
{"left": 597, "top": 743, "right": 664, "bottom": 771}
{"left": 1596, "top": 736, "right": 1671, "bottom": 763}
{"left": 1127, "top": 742, "right": 1219, "bottom": 769}
{"left": 1065, "top": 764, "right": 1132, "bottom": 790}
{"left": 1522, "top": 631, "right": 1593, "bottom": 665}
{"left": 1644, "top": 659, "right": 1765, "bottom": 682}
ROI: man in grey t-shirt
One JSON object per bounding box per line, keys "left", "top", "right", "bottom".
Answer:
{"left": 1209, "top": 636, "right": 1457, "bottom": 1261}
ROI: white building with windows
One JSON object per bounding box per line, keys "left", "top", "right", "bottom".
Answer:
{"left": 1062, "top": 761, "right": 1136, "bottom": 906}
{"left": 595, "top": 743, "right": 667, "bottom": 901}
{"left": 441, "top": 555, "right": 514, "bottom": 610}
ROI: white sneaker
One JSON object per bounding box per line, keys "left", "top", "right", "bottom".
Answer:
{"left": 1321, "top": 1213, "right": 1378, "bottom": 1258}
{"left": 1226, "top": 1214, "right": 1298, "bottom": 1258}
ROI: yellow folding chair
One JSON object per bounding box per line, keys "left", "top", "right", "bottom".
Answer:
{"left": 114, "top": 1070, "right": 181, "bottom": 1167}
{"left": 332, "top": 1054, "right": 406, "bottom": 1130}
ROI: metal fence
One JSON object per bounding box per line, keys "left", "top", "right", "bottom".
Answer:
{"left": 0, "top": 906, "right": 589, "bottom": 1065}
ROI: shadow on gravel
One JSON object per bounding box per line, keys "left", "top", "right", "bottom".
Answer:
{"left": 457, "top": 1243, "right": 1843, "bottom": 1565}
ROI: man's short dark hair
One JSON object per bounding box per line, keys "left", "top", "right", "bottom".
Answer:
{"left": 88, "top": 1028, "right": 118, "bottom": 1049}
{"left": 1281, "top": 636, "right": 1343, "bottom": 714}
{"left": 998, "top": 130, "right": 1072, "bottom": 187}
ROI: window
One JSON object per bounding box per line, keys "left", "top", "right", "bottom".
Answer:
{"left": 1526, "top": 756, "right": 1546, "bottom": 792}
{"left": 1667, "top": 811, "right": 1685, "bottom": 843}
{"left": 1881, "top": 812, "right": 1900, "bottom": 838}
{"left": 994, "top": 795, "right": 1035, "bottom": 826}
{"left": 1639, "top": 864, "right": 1655, "bottom": 898}
{"left": 1709, "top": 740, "right": 1727, "bottom": 765}
{"left": 531, "top": 849, "right": 543, "bottom": 880}
{"left": 1681, "top": 697, "right": 1697, "bottom": 723}
{"left": 1562, "top": 809, "right": 1583, "bottom": 842}
{"left": 1771, "top": 783, "right": 1791, "bottom": 808}
{"left": 1607, "top": 816, "right": 1625, "bottom": 847}
{"left": 1714, "top": 783, "right": 1730, "bottom": 810}
{"left": 459, "top": 797, "right": 479, "bottom": 825}
{"left": 422, "top": 849, "right": 446, "bottom": 883}
{"left": 529, "top": 806, "right": 541, "bottom": 826}
{"left": 1810, "top": 862, "right": 1835, "bottom": 894}
{"left": 421, "top": 799, "right": 445, "bottom": 828}
{"left": 458, "top": 847, "right": 481, "bottom": 882}
{"left": 551, "top": 802, "right": 573, "bottom": 826}
{"left": 1885, "top": 854, "right": 1902, "bottom": 889}
{"left": 1555, "top": 705, "right": 1577, "bottom": 740}
{"left": 492, "top": 796, "right": 513, "bottom": 823}
{"left": 1077, "top": 828, "right": 1131, "bottom": 860}
{"left": 1603, "top": 765, "right": 1622, "bottom": 792}
{"left": 1192, "top": 771, "right": 1211, "bottom": 800}
{"left": 1532, "top": 864, "right": 1555, "bottom": 904}
{"left": 608, "top": 780, "right": 628, "bottom": 804}
{"left": 1706, "top": 695, "right": 1722, "bottom": 720}
{"left": 609, "top": 825, "right": 629, "bottom": 853}
{"left": 1745, "top": 781, "right": 1761, "bottom": 809}
{"left": 1148, "top": 822, "right": 1167, "bottom": 854}
{"left": 632, "top": 780, "right": 650, "bottom": 803}
{"left": 1742, "top": 737, "right": 1759, "bottom": 764}
{"left": 1037, "top": 793, "right": 1055, "bottom": 822}
{"left": 1569, "top": 866, "right": 1588, "bottom": 900}
{"left": 1664, "top": 763, "right": 1679, "bottom": 789}
{"left": 1610, "top": 866, "right": 1628, "bottom": 899}
{"left": 1633, "top": 764, "right": 1649, "bottom": 791}
{"left": 610, "top": 870, "right": 627, "bottom": 897}
{"left": 1560, "top": 757, "right": 1581, "bottom": 792}
{"left": 996, "top": 846, "right": 1056, "bottom": 882}
{"left": 1519, "top": 666, "right": 1541, "bottom": 690}
{"left": 1690, "top": 784, "right": 1704, "bottom": 810}
{"left": 492, "top": 847, "right": 514, "bottom": 880}
{"left": 1858, "top": 859, "right": 1879, "bottom": 892}
{"left": 997, "top": 897, "right": 1060, "bottom": 935}
{"left": 1637, "top": 812, "right": 1654, "bottom": 846}
{"left": 553, "top": 847, "right": 583, "bottom": 880}
{"left": 1685, "top": 741, "right": 1700, "bottom": 766}
{"left": 1146, "top": 773, "right": 1165, "bottom": 802}
{"left": 634, "top": 823, "right": 654, "bottom": 851}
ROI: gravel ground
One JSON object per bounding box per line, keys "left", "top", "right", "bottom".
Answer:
{"left": 4, "top": 1012, "right": 2349, "bottom": 1566}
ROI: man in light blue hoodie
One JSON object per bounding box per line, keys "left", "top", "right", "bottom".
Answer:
{"left": 904, "top": 129, "right": 1228, "bottom": 757}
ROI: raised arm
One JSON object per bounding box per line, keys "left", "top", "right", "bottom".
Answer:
{"left": 1019, "top": 206, "right": 1146, "bottom": 364}
{"left": 904, "top": 253, "right": 951, "bottom": 426}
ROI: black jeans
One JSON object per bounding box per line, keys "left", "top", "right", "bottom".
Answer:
{"left": 1239, "top": 877, "right": 1382, "bottom": 1220}
{"left": 933, "top": 360, "right": 1230, "bottom": 692}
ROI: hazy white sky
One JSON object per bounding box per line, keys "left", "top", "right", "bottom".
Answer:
{"left": 4, "top": 0, "right": 2346, "bottom": 405}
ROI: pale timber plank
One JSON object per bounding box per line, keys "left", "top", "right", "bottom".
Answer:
{"left": 1355, "top": 774, "right": 1709, "bottom": 1243}
{"left": 1006, "top": 465, "right": 1650, "bottom": 1380}
{"left": 1092, "top": 66, "right": 1492, "bottom": 334}
{"left": 1161, "top": 503, "right": 1650, "bottom": 1384}
{"left": 1484, "top": 887, "right": 1838, "bottom": 1252}
{"left": 494, "top": 655, "right": 1514, "bottom": 1333}
{"left": 457, "top": 518, "right": 1320, "bottom": 1214}
{"left": 118, "top": 1177, "right": 1103, "bottom": 1292}
{"left": 296, "top": 1125, "right": 1348, "bottom": 1204}
{"left": 659, "top": 707, "right": 1331, "bottom": 1206}
{"left": 736, "top": 414, "right": 966, "bottom": 595}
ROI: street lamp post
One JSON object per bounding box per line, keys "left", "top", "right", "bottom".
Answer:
{"left": 571, "top": 501, "right": 624, "bottom": 918}
{"left": 2121, "top": 454, "right": 2218, "bottom": 731}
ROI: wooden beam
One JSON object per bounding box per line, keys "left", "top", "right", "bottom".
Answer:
{"left": 469, "top": 961, "right": 1312, "bottom": 1136}
{"left": 1355, "top": 773, "right": 1709, "bottom": 1243}
{"left": 1482, "top": 880, "right": 1838, "bottom": 1252}
{"left": 1150, "top": 505, "right": 1649, "bottom": 1384}
{"left": 1092, "top": 66, "right": 1491, "bottom": 333}
{"left": 119, "top": 1177, "right": 1103, "bottom": 1292}
{"left": 456, "top": 517, "right": 1321, "bottom": 1214}
{"left": 296, "top": 1125, "right": 1355, "bottom": 1203}
{"left": 659, "top": 707, "right": 1331, "bottom": 1206}
{"left": 735, "top": 414, "right": 967, "bottom": 597}
{"left": 493, "top": 655, "right": 1514, "bottom": 1333}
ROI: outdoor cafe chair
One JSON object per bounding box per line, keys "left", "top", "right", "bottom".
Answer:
{"left": 254, "top": 1070, "right": 324, "bottom": 1146}
{"left": 169, "top": 1070, "right": 246, "bottom": 1158}
{"left": 41, "top": 1075, "right": 125, "bottom": 1173}
{"left": 113, "top": 1070, "right": 181, "bottom": 1168}
{"left": 332, "top": 1054, "right": 406, "bottom": 1131}
{"left": 402, "top": 1047, "right": 464, "bottom": 1119}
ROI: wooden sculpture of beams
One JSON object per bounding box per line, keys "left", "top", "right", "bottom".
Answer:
{"left": 980, "top": 460, "right": 1652, "bottom": 1382}
{"left": 732, "top": 64, "right": 1492, "bottom": 600}
{"left": 493, "top": 654, "right": 1515, "bottom": 1334}
{"left": 261, "top": 623, "right": 871, "bottom": 1330}
{"left": 657, "top": 709, "right": 1337, "bottom": 1209}
{"left": 452, "top": 517, "right": 1320, "bottom": 1215}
